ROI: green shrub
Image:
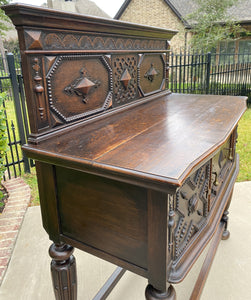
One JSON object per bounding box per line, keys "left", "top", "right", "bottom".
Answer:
{"left": 0, "top": 92, "right": 8, "bottom": 196}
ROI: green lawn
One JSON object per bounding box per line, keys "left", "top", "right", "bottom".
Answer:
{"left": 236, "top": 107, "right": 251, "bottom": 181}
{"left": 21, "top": 168, "right": 39, "bottom": 206}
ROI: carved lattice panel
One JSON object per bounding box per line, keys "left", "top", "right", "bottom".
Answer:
{"left": 174, "top": 162, "right": 210, "bottom": 259}
{"left": 112, "top": 54, "right": 138, "bottom": 107}
{"left": 46, "top": 55, "right": 112, "bottom": 123}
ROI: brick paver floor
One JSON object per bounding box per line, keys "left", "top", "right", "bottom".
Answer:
{"left": 0, "top": 178, "right": 31, "bottom": 284}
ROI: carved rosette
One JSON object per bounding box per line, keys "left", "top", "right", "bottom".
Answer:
{"left": 173, "top": 162, "right": 210, "bottom": 260}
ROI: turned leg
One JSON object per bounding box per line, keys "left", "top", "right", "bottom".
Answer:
{"left": 221, "top": 189, "right": 233, "bottom": 240}
{"left": 49, "top": 243, "right": 77, "bottom": 300}
{"left": 145, "top": 284, "right": 176, "bottom": 300}
{"left": 221, "top": 189, "right": 234, "bottom": 240}
{"left": 222, "top": 210, "right": 230, "bottom": 240}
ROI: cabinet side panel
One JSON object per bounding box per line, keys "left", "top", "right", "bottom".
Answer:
{"left": 56, "top": 166, "right": 148, "bottom": 268}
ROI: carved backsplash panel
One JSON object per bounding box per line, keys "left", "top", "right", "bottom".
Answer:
{"left": 138, "top": 54, "right": 165, "bottom": 96}
{"left": 46, "top": 55, "right": 112, "bottom": 123}
{"left": 26, "top": 50, "right": 170, "bottom": 139}
{"left": 27, "top": 51, "right": 169, "bottom": 137}
{"left": 3, "top": 4, "right": 176, "bottom": 141}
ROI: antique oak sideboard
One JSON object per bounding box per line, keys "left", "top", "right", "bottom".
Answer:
{"left": 3, "top": 4, "right": 247, "bottom": 300}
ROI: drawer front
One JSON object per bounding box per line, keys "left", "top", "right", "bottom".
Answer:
{"left": 172, "top": 129, "right": 237, "bottom": 260}
{"left": 173, "top": 161, "right": 210, "bottom": 260}
{"left": 210, "top": 128, "right": 237, "bottom": 209}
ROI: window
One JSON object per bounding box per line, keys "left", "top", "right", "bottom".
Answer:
{"left": 219, "top": 41, "right": 235, "bottom": 64}
{"left": 238, "top": 40, "right": 251, "bottom": 63}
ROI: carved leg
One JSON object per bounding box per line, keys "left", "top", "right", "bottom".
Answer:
{"left": 49, "top": 243, "right": 77, "bottom": 300}
{"left": 145, "top": 284, "right": 176, "bottom": 300}
{"left": 222, "top": 210, "right": 230, "bottom": 240}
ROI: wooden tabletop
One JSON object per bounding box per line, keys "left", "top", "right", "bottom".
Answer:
{"left": 23, "top": 93, "right": 246, "bottom": 188}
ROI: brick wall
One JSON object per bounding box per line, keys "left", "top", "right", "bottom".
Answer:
{"left": 118, "top": 0, "right": 187, "bottom": 51}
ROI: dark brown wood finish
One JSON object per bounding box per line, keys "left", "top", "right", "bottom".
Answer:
{"left": 147, "top": 190, "right": 169, "bottom": 291}
{"left": 56, "top": 167, "right": 148, "bottom": 269}
{"left": 22, "top": 93, "right": 246, "bottom": 189}
{"left": 49, "top": 243, "right": 77, "bottom": 300}
{"left": 169, "top": 155, "right": 239, "bottom": 283}
{"left": 3, "top": 4, "right": 247, "bottom": 300}
{"left": 145, "top": 284, "right": 176, "bottom": 300}
{"left": 35, "top": 161, "right": 60, "bottom": 242}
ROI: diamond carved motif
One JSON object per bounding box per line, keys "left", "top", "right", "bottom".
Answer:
{"left": 45, "top": 56, "right": 56, "bottom": 73}
{"left": 138, "top": 54, "right": 165, "bottom": 96}
{"left": 50, "top": 112, "right": 64, "bottom": 128}
{"left": 75, "top": 77, "right": 95, "bottom": 96}
{"left": 113, "top": 55, "right": 138, "bottom": 106}
{"left": 120, "top": 68, "right": 131, "bottom": 89}
{"left": 64, "top": 66, "right": 100, "bottom": 104}
{"left": 144, "top": 63, "right": 159, "bottom": 82}
{"left": 47, "top": 55, "right": 112, "bottom": 123}
{"left": 26, "top": 30, "right": 43, "bottom": 50}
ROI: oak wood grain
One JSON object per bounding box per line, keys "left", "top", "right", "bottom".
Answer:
{"left": 24, "top": 93, "right": 246, "bottom": 187}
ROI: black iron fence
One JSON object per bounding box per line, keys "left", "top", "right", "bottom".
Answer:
{"left": 0, "top": 50, "right": 250, "bottom": 180}
{"left": 0, "top": 52, "right": 30, "bottom": 180}
{"left": 169, "top": 51, "right": 251, "bottom": 103}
